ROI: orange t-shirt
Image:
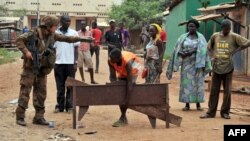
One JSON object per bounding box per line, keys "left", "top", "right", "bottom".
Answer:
{"left": 110, "top": 51, "right": 140, "bottom": 78}
{"left": 92, "top": 28, "right": 102, "bottom": 46}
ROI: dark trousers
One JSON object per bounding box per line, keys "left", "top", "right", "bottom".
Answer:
{"left": 207, "top": 70, "right": 233, "bottom": 117}
{"left": 90, "top": 46, "right": 100, "bottom": 71}
{"left": 54, "top": 64, "right": 75, "bottom": 111}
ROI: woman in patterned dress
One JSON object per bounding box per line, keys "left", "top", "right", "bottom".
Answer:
{"left": 145, "top": 23, "right": 164, "bottom": 83}
{"left": 166, "top": 19, "right": 212, "bottom": 111}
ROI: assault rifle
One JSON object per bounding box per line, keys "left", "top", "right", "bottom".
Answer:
{"left": 27, "top": 34, "right": 41, "bottom": 77}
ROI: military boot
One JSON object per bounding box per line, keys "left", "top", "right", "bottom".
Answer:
{"left": 16, "top": 118, "right": 26, "bottom": 126}
{"left": 33, "top": 118, "right": 49, "bottom": 125}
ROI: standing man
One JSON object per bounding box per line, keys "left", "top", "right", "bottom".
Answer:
{"left": 90, "top": 22, "right": 102, "bottom": 73}
{"left": 53, "top": 15, "right": 79, "bottom": 113}
{"left": 200, "top": 19, "right": 250, "bottom": 119}
{"left": 105, "top": 19, "right": 123, "bottom": 55}
{"left": 140, "top": 23, "right": 150, "bottom": 52}
{"left": 78, "top": 24, "right": 98, "bottom": 84}
{"left": 15, "top": 15, "right": 93, "bottom": 126}
{"left": 118, "top": 22, "right": 130, "bottom": 50}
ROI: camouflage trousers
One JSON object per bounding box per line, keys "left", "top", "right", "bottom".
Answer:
{"left": 15, "top": 68, "right": 47, "bottom": 120}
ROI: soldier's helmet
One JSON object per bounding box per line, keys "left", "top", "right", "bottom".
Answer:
{"left": 40, "top": 15, "right": 59, "bottom": 28}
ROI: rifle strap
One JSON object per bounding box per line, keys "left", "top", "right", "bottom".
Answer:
{"left": 37, "top": 28, "right": 46, "bottom": 48}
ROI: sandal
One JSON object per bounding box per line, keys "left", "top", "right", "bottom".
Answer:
{"left": 197, "top": 107, "right": 204, "bottom": 111}
{"left": 200, "top": 114, "right": 214, "bottom": 119}
{"left": 112, "top": 119, "right": 128, "bottom": 127}
{"left": 182, "top": 107, "right": 190, "bottom": 111}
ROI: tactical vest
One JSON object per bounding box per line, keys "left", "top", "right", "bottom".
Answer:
{"left": 25, "top": 28, "right": 56, "bottom": 75}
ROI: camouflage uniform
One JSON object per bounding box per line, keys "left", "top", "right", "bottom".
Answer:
{"left": 15, "top": 16, "right": 90, "bottom": 125}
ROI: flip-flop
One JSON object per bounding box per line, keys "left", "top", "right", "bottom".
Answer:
{"left": 197, "top": 107, "right": 204, "bottom": 111}
{"left": 182, "top": 107, "right": 190, "bottom": 111}
{"left": 112, "top": 120, "right": 128, "bottom": 127}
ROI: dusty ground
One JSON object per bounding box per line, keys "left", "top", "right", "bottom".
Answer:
{"left": 0, "top": 49, "right": 249, "bottom": 141}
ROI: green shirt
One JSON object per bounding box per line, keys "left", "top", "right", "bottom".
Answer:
{"left": 208, "top": 32, "right": 250, "bottom": 74}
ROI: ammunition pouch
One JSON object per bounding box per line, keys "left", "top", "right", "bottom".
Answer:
{"left": 40, "top": 48, "right": 56, "bottom": 75}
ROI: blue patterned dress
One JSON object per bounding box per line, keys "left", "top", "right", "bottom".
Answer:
{"left": 166, "top": 32, "right": 212, "bottom": 103}
{"left": 179, "top": 37, "right": 205, "bottom": 103}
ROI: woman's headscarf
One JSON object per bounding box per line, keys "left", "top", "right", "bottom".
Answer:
{"left": 150, "top": 23, "right": 162, "bottom": 43}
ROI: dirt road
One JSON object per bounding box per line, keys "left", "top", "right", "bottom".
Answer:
{"left": 0, "top": 48, "right": 249, "bottom": 141}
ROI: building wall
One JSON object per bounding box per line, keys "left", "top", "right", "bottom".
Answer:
{"left": 165, "top": 1, "right": 187, "bottom": 57}
{"left": 186, "top": 0, "right": 230, "bottom": 40}
{"left": 229, "top": 7, "right": 249, "bottom": 75}
{"left": 2, "top": 0, "right": 120, "bottom": 29}
{"left": 165, "top": 0, "right": 232, "bottom": 57}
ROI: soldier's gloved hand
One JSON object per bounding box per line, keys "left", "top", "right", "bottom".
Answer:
{"left": 24, "top": 50, "right": 33, "bottom": 60}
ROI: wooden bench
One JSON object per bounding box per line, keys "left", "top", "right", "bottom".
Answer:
{"left": 66, "top": 77, "right": 182, "bottom": 129}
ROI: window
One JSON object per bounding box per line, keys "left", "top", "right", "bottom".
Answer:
{"left": 76, "top": 19, "right": 86, "bottom": 31}
{"left": 98, "top": 4, "right": 106, "bottom": 7}
{"left": 6, "top": 1, "right": 15, "bottom": 4}
{"left": 30, "top": 2, "right": 40, "bottom": 5}
{"left": 52, "top": 3, "right": 61, "bottom": 6}
{"left": 73, "top": 3, "right": 82, "bottom": 6}
{"left": 60, "top": 12, "right": 68, "bottom": 16}
{"left": 31, "top": 11, "right": 37, "bottom": 15}
{"left": 98, "top": 13, "right": 107, "bottom": 16}
{"left": 77, "top": 13, "right": 85, "bottom": 15}
{"left": 48, "top": 12, "right": 56, "bottom": 15}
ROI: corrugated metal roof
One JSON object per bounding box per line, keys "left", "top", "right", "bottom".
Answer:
{"left": 197, "top": 2, "right": 245, "bottom": 12}
{"left": 166, "top": 0, "right": 184, "bottom": 11}
{"left": 0, "top": 17, "right": 21, "bottom": 22}
{"left": 191, "top": 13, "right": 223, "bottom": 21}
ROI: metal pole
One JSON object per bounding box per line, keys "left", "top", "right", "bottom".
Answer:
{"left": 37, "top": 0, "right": 40, "bottom": 26}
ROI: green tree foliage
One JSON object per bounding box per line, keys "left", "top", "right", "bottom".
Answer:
{"left": 11, "top": 9, "right": 27, "bottom": 17}
{"left": 0, "top": 4, "right": 26, "bottom": 17}
{"left": 0, "top": 5, "right": 8, "bottom": 16}
{"left": 108, "top": 0, "right": 166, "bottom": 30}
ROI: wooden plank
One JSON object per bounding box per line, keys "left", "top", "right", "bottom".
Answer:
{"left": 66, "top": 77, "right": 87, "bottom": 87}
{"left": 78, "top": 106, "right": 89, "bottom": 121}
{"left": 129, "top": 106, "right": 182, "bottom": 127}
{"left": 148, "top": 116, "right": 156, "bottom": 128}
{"left": 165, "top": 84, "right": 170, "bottom": 128}
{"left": 74, "top": 84, "right": 167, "bottom": 106}
{"left": 73, "top": 87, "right": 77, "bottom": 129}
{"left": 68, "top": 78, "right": 182, "bottom": 128}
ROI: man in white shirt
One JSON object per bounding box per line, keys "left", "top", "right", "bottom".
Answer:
{"left": 53, "top": 15, "right": 79, "bottom": 113}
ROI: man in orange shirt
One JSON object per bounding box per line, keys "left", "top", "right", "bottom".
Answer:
{"left": 90, "top": 22, "right": 102, "bottom": 73}
{"left": 108, "top": 48, "right": 141, "bottom": 127}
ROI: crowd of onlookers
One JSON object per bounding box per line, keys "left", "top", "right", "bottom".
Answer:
{"left": 14, "top": 15, "right": 250, "bottom": 127}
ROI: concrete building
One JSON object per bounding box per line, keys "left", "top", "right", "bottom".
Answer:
{"left": 1, "top": 0, "right": 122, "bottom": 30}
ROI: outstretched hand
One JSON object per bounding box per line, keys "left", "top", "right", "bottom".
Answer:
{"left": 80, "top": 37, "right": 95, "bottom": 43}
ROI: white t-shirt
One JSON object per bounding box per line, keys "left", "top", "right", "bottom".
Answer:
{"left": 54, "top": 28, "right": 80, "bottom": 64}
